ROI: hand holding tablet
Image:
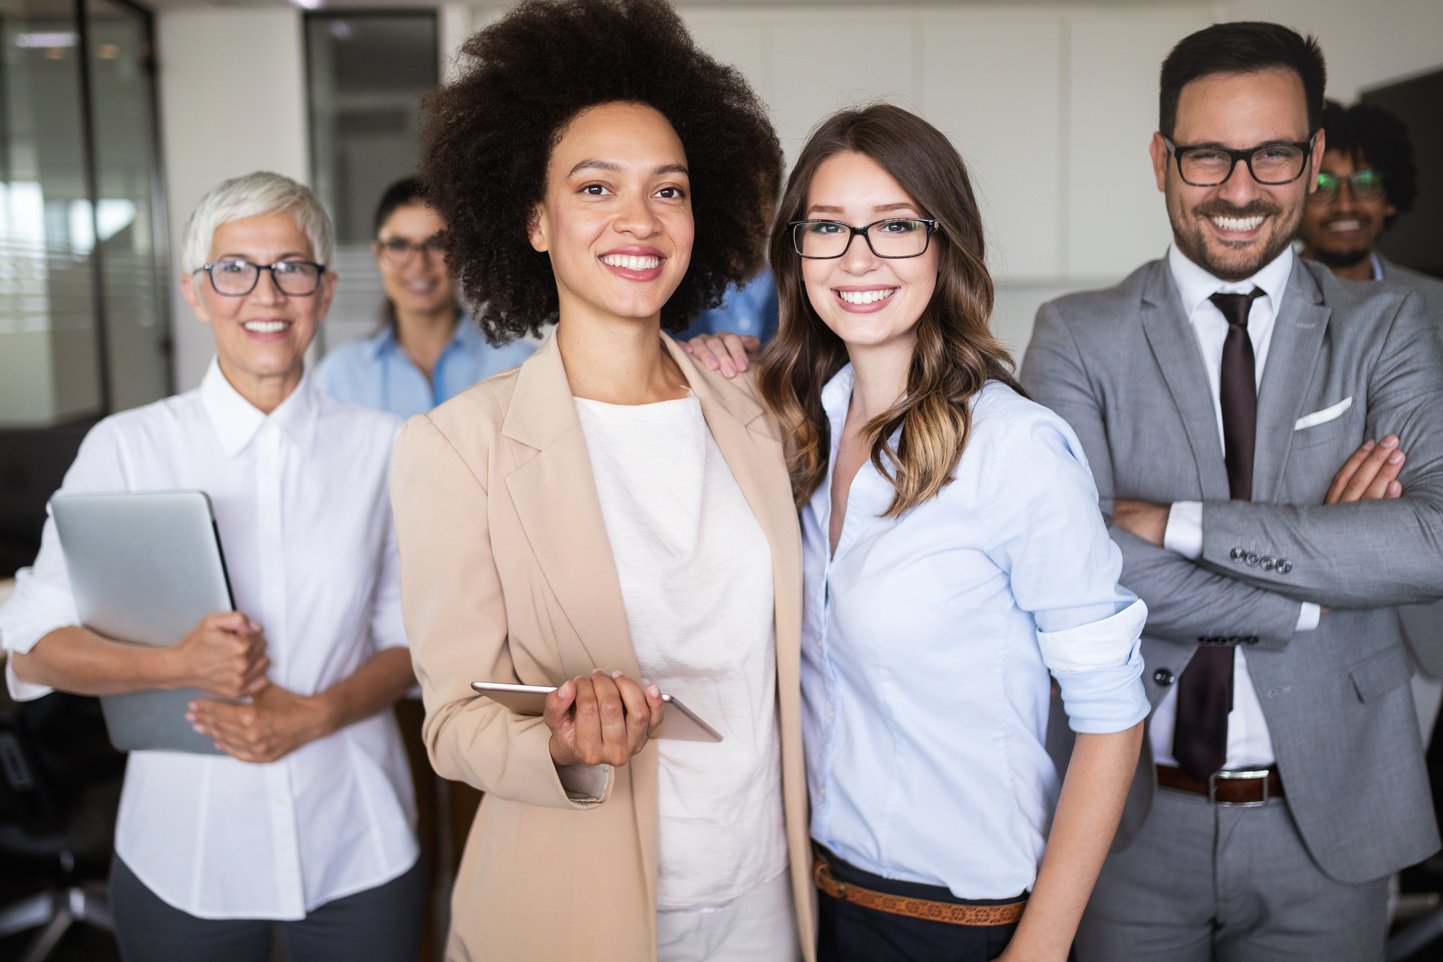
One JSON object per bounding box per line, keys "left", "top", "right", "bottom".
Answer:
{"left": 471, "top": 677, "right": 723, "bottom": 753}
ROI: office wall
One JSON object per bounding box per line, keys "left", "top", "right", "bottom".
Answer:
{"left": 156, "top": 8, "right": 309, "bottom": 390}
{"left": 153, "top": 1, "right": 1443, "bottom": 389}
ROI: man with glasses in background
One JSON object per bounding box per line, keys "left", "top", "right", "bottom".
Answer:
{"left": 1023, "top": 21, "right": 1443, "bottom": 961}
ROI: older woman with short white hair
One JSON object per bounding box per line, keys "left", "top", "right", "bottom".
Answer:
{"left": 0, "top": 171, "right": 422, "bottom": 962}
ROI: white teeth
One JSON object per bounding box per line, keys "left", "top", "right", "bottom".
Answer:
{"left": 243, "top": 320, "right": 289, "bottom": 334}
{"left": 1211, "top": 214, "right": 1264, "bottom": 232}
{"left": 1328, "top": 220, "right": 1362, "bottom": 231}
{"left": 837, "top": 289, "right": 897, "bottom": 305}
{"left": 600, "top": 254, "right": 660, "bottom": 271}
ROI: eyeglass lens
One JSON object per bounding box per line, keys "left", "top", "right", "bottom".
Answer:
{"left": 1312, "top": 170, "right": 1384, "bottom": 202}
{"left": 1177, "top": 144, "right": 1308, "bottom": 186}
{"left": 793, "top": 219, "right": 933, "bottom": 259}
{"left": 378, "top": 236, "right": 445, "bottom": 263}
{"left": 207, "top": 260, "right": 323, "bottom": 296}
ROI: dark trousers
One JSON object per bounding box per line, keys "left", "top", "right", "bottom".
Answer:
{"left": 110, "top": 855, "right": 425, "bottom": 962}
{"left": 815, "top": 848, "right": 1026, "bottom": 962}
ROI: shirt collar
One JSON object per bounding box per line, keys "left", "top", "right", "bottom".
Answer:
{"left": 199, "top": 358, "right": 320, "bottom": 458}
{"left": 368, "top": 311, "right": 476, "bottom": 359}
{"left": 1167, "top": 243, "right": 1293, "bottom": 320}
{"left": 820, "top": 363, "right": 856, "bottom": 430}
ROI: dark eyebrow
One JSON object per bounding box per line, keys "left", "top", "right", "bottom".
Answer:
{"left": 568, "top": 159, "right": 690, "bottom": 177}
{"left": 804, "top": 202, "right": 920, "bottom": 217}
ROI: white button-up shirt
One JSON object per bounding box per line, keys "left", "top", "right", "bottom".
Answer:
{"left": 1157, "top": 244, "right": 1318, "bottom": 769}
{"left": 802, "top": 368, "right": 1149, "bottom": 899}
{"left": 0, "top": 361, "right": 418, "bottom": 919}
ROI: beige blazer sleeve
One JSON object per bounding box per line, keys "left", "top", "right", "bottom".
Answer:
{"left": 390, "top": 412, "right": 611, "bottom": 810}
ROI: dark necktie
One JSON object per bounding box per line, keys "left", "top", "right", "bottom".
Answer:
{"left": 1172, "top": 288, "right": 1264, "bottom": 782}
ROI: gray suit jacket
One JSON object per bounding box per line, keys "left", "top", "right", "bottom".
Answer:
{"left": 1022, "top": 255, "right": 1443, "bottom": 883}
{"left": 1381, "top": 256, "right": 1443, "bottom": 679}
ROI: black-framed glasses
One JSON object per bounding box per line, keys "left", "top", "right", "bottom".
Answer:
{"left": 195, "top": 259, "right": 327, "bottom": 297}
{"left": 1163, "top": 135, "right": 1316, "bottom": 187}
{"left": 1310, "top": 169, "right": 1386, "bottom": 204}
{"left": 374, "top": 234, "right": 446, "bottom": 266}
{"left": 789, "top": 218, "right": 940, "bottom": 259}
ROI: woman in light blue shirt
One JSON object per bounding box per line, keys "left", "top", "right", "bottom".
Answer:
{"left": 315, "top": 178, "right": 534, "bottom": 418}
{"left": 755, "top": 105, "right": 1149, "bottom": 962}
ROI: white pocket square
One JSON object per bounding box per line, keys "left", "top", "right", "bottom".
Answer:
{"left": 1295, "top": 396, "right": 1352, "bottom": 431}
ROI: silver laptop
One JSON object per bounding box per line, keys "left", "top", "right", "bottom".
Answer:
{"left": 50, "top": 491, "right": 236, "bottom": 754}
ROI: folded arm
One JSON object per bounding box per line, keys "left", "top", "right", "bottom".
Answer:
{"left": 1021, "top": 302, "right": 1306, "bottom": 650}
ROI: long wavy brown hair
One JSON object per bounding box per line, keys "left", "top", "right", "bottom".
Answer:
{"left": 758, "top": 104, "right": 1023, "bottom": 516}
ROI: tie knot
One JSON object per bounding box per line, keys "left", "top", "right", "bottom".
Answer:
{"left": 1209, "top": 288, "right": 1264, "bottom": 329}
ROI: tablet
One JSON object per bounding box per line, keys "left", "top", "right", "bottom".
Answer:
{"left": 470, "top": 681, "right": 723, "bottom": 743}
{"left": 51, "top": 490, "right": 235, "bottom": 755}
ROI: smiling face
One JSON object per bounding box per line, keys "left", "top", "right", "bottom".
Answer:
{"left": 180, "top": 211, "right": 335, "bottom": 409}
{"left": 1299, "top": 148, "right": 1395, "bottom": 270}
{"left": 799, "top": 151, "right": 938, "bottom": 360}
{"left": 528, "top": 101, "right": 693, "bottom": 329}
{"left": 375, "top": 202, "right": 456, "bottom": 320}
{"left": 1150, "top": 68, "right": 1322, "bottom": 282}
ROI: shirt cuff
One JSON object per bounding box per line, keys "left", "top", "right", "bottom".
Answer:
{"left": 556, "top": 763, "right": 612, "bottom": 803}
{"left": 1296, "top": 602, "right": 1321, "bottom": 632}
{"left": 5, "top": 657, "right": 55, "bottom": 702}
{"left": 1038, "top": 600, "right": 1151, "bottom": 733}
{"left": 1163, "top": 501, "right": 1203, "bottom": 559}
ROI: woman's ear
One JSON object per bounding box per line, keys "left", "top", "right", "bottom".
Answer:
{"left": 528, "top": 203, "right": 549, "bottom": 253}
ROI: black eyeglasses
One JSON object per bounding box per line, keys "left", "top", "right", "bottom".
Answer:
{"left": 1310, "top": 169, "right": 1386, "bottom": 204}
{"left": 375, "top": 234, "right": 446, "bottom": 266}
{"left": 789, "top": 218, "right": 940, "bottom": 259}
{"left": 195, "top": 259, "right": 327, "bottom": 297}
{"left": 1163, "top": 135, "right": 1316, "bottom": 187}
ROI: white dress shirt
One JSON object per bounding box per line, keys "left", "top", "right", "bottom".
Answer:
{"left": 802, "top": 369, "right": 1149, "bottom": 899}
{"left": 0, "top": 361, "right": 418, "bottom": 919}
{"left": 1154, "top": 244, "right": 1318, "bottom": 770}
{"left": 575, "top": 394, "right": 787, "bottom": 911}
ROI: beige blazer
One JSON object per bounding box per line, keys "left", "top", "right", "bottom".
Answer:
{"left": 390, "top": 332, "right": 816, "bottom": 961}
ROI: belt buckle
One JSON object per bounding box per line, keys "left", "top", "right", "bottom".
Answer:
{"left": 1208, "top": 768, "right": 1270, "bottom": 807}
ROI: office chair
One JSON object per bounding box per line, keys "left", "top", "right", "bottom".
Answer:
{"left": 0, "top": 690, "right": 125, "bottom": 962}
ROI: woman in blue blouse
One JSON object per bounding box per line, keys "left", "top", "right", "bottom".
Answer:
{"left": 315, "top": 178, "right": 534, "bottom": 417}
{"left": 753, "top": 105, "right": 1149, "bottom": 962}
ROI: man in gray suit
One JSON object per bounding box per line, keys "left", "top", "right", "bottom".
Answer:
{"left": 1022, "top": 21, "right": 1443, "bottom": 961}
{"left": 1299, "top": 99, "right": 1443, "bottom": 697}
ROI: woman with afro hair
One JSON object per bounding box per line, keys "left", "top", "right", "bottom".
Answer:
{"left": 388, "top": 1, "right": 812, "bottom": 959}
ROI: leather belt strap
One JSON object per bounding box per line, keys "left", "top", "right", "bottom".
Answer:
{"left": 811, "top": 856, "right": 1026, "bottom": 927}
{"left": 1156, "top": 763, "right": 1283, "bottom": 805}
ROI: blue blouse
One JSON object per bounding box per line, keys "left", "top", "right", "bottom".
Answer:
{"left": 801, "top": 366, "right": 1149, "bottom": 900}
{"left": 314, "top": 315, "right": 536, "bottom": 418}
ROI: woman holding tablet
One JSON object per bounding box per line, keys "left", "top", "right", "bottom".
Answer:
{"left": 1, "top": 172, "right": 422, "bottom": 961}
{"left": 388, "top": 1, "right": 809, "bottom": 960}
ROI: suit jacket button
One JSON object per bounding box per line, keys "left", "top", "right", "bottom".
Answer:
{"left": 1278, "top": 559, "right": 1292, "bottom": 574}
{"left": 1246, "top": 552, "right": 1260, "bottom": 567}
{"left": 1153, "top": 668, "right": 1175, "bottom": 686}
{"left": 1261, "top": 555, "right": 1276, "bottom": 571}
{"left": 1230, "top": 547, "right": 1245, "bottom": 561}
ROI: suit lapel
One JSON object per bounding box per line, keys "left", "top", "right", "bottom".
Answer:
{"left": 501, "top": 334, "right": 641, "bottom": 680}
{"left": 1139, "top": 263, "right": 1232, "bottom": 500}
{"left": 1253, "top": 262, "right": 1329, "bottom": 503}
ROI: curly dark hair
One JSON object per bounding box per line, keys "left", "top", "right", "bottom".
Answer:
{"left": 419, "top": 0, "right": 782, "bottom": 343}
{"left": 1321, "top": 99, "right": 1418, "bottom": 227}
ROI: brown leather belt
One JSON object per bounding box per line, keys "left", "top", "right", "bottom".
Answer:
{"left": 1156, "top": 764, "right": 1283, "bottom": 806}
{"left": 812, "top": 856, "right": 1026, "bottom": 926}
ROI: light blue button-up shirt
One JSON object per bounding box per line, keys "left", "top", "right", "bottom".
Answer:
{"left": 314, "top": 314, "right": 535, "bottom": 418}
{"left": 802, "top": 365, "right": 1149, "bottom": 899}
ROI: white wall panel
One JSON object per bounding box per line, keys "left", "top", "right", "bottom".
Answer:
{"left": 1064, "top": 9, "right": 1209, "bottom": 281}
{"left": 157, "top": 8, "right": 309, "bottom": 391}
{"left": 919, "top": 13, "right": 1065, "bottom": 281}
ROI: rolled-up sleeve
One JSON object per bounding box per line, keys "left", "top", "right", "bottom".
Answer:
{"left": 992, "top": 415, "right": 1150, "bottom": 733}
